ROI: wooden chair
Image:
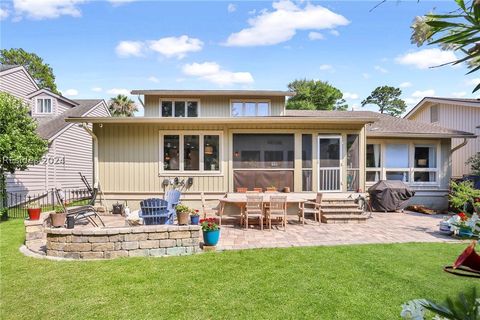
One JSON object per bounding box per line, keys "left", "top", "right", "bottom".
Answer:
{"left": 302, "top": 193, "right": 323, "bottom": 224}
{"left": 244, "top": 195, "right": 264, "bottom": 230}
{"left": 237, "top": 187, "right": 248, "bottom": 193}
{"left": 266, "top": 196, "right": 287, "bottom": 231}
{"left": 200, "top": 192, "right": 223, "bottom": 226}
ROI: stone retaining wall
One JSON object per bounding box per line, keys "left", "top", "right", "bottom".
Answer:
{"left": 24, "top": 212, "right": 52, "bottom": 253}
{"left": 45, "top": 225, "right": 201, "bottom": 259}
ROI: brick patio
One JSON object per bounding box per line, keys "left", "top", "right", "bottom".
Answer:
{"left": 213, "top": 211, "right": 457, "bottom": 250}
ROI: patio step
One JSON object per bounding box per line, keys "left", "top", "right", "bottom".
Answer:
{"left": 321, "top": 203, "right": 359, "bottom": 209}
{"left": 321, "top": 208, "right": 363, "bottom": 214}
{"left": 321, "top": 213, "right": 369, "bottom": 224}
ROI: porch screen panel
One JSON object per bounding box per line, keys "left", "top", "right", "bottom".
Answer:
{"left": 234, "top": 170, "right": 294, "bottom": 191}
{"left": 233, "top": 134, "right": 294, "bottom": 169}
{"left": 302, "top": 134, "right": 312, "bottom": 191}
{"left": 347, "top": 134, "right": 359, "bottom": 191}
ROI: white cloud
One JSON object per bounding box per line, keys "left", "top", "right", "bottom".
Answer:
{"left": 399, "top": 82, "right": 412, "bottom": 88}
{"left": 411, "top": 89, "right": 435, "bottom": 98}
{"left": 374, "top": 65, "right": 388, "bottom": 73}
{"left": 452, "top": 91, "right": 466, "bottom": 98}
{"left": 63, "top": 89, "right": 78, "bottom": 97}
{"left": 108, "top": 0, "right": 137, "bottom": 5}
{"left": 396, "top": 48, "right": 457, "bottom": 69}
{"left": 115, "top": 41, "right": 144, "bottom": 57}
{"left": 0, "top": 8, "right": 9, "bottom": 20}
{"left": 13, "top": 0, "right": 86, "bottom": 19}
{"left": 91, "top": 87, "right": 102, "bottom": 92}
{"left": 362, "top": 73, "right": 371, "bottom": 79}
{"left": 465, "top": 78, "right": 480, "bottom": 86}
{"left": 148, "top": 35, "right": 203, "bottom": 59}
{"left": 343, "top": 92, "right": 359, "bottom": 100}
{"left": 148, "top": 76, "right": 160, "bottom": 83}
{"left": 182, "top": 61, "right": 254, "bottom": 86}
{"left": 224, "top": 0, "right": 349, "bottom": 46}
{"left": 319, "top": 64, "right": 333, "bottom": 71}
{"left": 107, "top": 88, "right": 131, "bottom": 96}
{"left": 308, "top": 31, "right": 324, "bottom": 40}
{"left": 227, "top": 3, "right": 236, "bottom": 13}
{"left": 404, "top": 98, "right": 418, "bottom": 106}
{"left": 330, "top": 29, "right": 340, "bottom": 36}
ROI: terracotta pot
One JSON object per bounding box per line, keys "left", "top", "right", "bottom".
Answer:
{"left": 266, "top": 187, "right": 277, "bottom": 192}
{"left": 27, "top": 208, "right": 41, "bottom": 220}
{"left": 283, "top": 187, "right": 290, "bottom": 193}
{"left": 50, "top": 213, "right": 66, "bottom": 227}
{"left": 177, "top": 211, "right": 190, "bottom": 225}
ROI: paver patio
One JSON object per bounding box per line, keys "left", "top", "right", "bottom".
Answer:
{"left": 214, "top": 211, "right": 457, "bottom": 250}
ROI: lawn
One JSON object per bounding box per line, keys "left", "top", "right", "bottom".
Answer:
{"left": 0, "top": 219, "right": 477, "bottom": 319}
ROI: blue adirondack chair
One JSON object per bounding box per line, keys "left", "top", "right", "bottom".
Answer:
{"left": 139, "top": 198, "right": 173, "bottom": 225}
{"left": 165, "top": 190, "right": 181, "bottom": 223}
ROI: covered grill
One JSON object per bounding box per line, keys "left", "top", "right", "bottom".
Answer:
{"left": 368, "top": 180, "right": 415, "bottom": 212}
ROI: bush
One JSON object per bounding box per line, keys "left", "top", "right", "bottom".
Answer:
{"left": 466, "top": 152, "right": 480, "bottom": 176}
{"left": 449, "top": 180, "right": 480, "bottom": 213}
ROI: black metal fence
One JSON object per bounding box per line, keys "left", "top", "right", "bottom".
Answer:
{"left": 5, "top": 188, "right": 91, "bottom": 219}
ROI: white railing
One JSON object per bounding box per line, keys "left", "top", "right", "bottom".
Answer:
{"left": 319, "top": 168, "right": 341, "bottom": 191}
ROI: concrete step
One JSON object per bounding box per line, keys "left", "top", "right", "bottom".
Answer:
{"left": 321, "top": 208, "right": 364, "bottom": 214}
{"left": 321, "top": 203, "right": 359, "bottom": 209}
{"left": 321, "top": 214, "right": 368, "bottom": 224}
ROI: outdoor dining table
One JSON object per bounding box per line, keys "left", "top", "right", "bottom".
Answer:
{"left": 218, "top": 193, "right": 309, "bottom": 226}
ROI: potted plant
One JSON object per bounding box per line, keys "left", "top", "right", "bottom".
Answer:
{"left": 200, "top": 217, "right": 220, "bottom": 246}
{"left": 190, "top": 209, "right": 200, "bottom": 225}
{"left": 266, "top": 185, "right": 277, "bottom": 192}
{"left": 176, "top": 203, "right": 190, "bottom": 225}
{"left": 50, "top": 208, "right": 67, "bottom": 228}
{"left": 453, "top": 212, "right": 474, "bottom": 237}
{"left": 25, "top": 201, "right": 42, "bottom": 220}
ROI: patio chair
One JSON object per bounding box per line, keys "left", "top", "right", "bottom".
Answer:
{"left": 165, "top": 189, "right": 181, "bottom": 221}
{"left": 266, "top": 196, "right": 287, "bottom": 231}
{"left": 245, "top": 195, "right": 264, "bottom": 230}
{"left": 302, "top": 193, "right": 323, "bottom": 224}
{"left": 139, "top": 198, "right": 173, "bottom": 225}
{"left": 201, "top": 192, "right": 224, "bottom": 226}
{"left": 55, "top": 189, "right": 105, "bottom": 227}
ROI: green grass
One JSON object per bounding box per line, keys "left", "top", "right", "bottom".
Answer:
{"left": 0, "top": 220, "right": 477, "bottom": 319}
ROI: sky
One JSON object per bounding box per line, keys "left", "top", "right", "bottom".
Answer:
{"left": 1, "top": 0, "right": 479, "bottom": 116}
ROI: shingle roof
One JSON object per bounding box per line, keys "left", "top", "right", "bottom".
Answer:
{"left": 0, "top": 64, "right": 19, "bottom": 72}
{"left": 285, "top": 110, "right": 475, "bottom": 138}
{"left": 36, "top": 99, "right": 104, "bottom": 140}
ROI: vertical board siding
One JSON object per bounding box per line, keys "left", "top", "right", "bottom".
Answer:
{"left": 144, "top": 95, "right": 285, "bottom": 118}
{"left": 409, "top": 102, "right": 480, "bottom": 177}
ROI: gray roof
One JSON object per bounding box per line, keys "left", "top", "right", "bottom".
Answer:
{"left": 131, "top": 89, "right": 295, "bottom": 97}
{"left": 285, "top": 110, "right": 476, "bottom": 138}
{"left": 36, "top": 99, "right": 104, "bottom": 140}
{"left": 0, "top": 64, "right": 20, "bottom": 72}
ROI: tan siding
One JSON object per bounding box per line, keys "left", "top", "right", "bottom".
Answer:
{"left": 409, "top": 102, "right": 480, "bottom": 177}
{"left": 0, "top": 69, "right": 37, "bottom": 106}
{"left": 143, "top": 95, "right": 285, "bottom": 117}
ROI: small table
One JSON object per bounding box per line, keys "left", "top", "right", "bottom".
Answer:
{"left": 219, "top": 193, "right": 308, "bottom": 228}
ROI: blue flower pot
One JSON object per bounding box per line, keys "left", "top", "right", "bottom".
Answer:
{"left": 458, "top": 228, "right": 473, "bottom": 238}
{"left": 203, "top": 229, "right": 220, "bottom": 246}
{"left": 190, "top": 215, "right": 200, "bottom": 225}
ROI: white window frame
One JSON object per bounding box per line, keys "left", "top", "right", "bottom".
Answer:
{"left": 230, "top": 99, "right": 271, "bottom": 117}
{"left": 366, "top": 143, "right": 382, "bottom": 183}
{"left": 365, "top": 140, "right": 441, "bottom": 187}
{"left": 159, "top": 131, "right": 222, "bottom": 174}
{"left": 384, "top": 142, "right": 410, "bottom": 183}
{"left": 35, "top": 98, "right": 53, "bottom": 114}
{"left": 158, "top": 98, "right": 201, "bottom": 118}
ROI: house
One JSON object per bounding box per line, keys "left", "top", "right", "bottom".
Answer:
{"left": 65, "top": 90, "right": 476, "bottom": 211}
{"left": 405, "top": 97, "right": 480, "bottom": 178}
{"left": 0, "top": 65, "right": 111, "bottom": 196}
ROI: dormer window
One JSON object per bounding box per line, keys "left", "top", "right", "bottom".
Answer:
{"left": 36, "top": 98, "right": 52, "bottom": 114}
{"left": 160, "top": 99, "right": 199, "bottom": 117}
{"left": 231, "top": 100, "right": 270, "bottom": 117}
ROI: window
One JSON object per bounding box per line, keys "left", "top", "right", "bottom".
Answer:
{"left": 161, "top": 132, "right": 221, "bottom": 172}
{"left": 385, "top": 144, "right": 409, "bottom": 182}
{"left": 347, "top": 134, "right": 360, "bottom": 191}
{"left": 160, "top": 100, "right": 199, "bottom": 117}
{"left": 430, "top": 105, "right": 439, "bottom": 123}
{"left": 302, "top": 134, "right": 312, "bottom": 191}
{"left": 366, "top": 144, "right": 381, "bottom": 182}
{"left": 413, "top": 145, "right": 437, "bottom": 182}
{"left": 230, "top": 101, "right": 270, "bottom": 117}
{"left": 36, "top": 98, "right": 52, "bottom": 114}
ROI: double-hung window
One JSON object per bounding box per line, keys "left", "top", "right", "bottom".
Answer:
{"left": 161, "top": 132, "right": 221, "bottom": 173}
{"left": 366, "top": 144, "right": 381, "bottom": 182}
{"left": 413, "top": 145, "right": 437, "bottom": 183}
{"left": 385, "top": 144, "right": 410, "bottom": 182}
{"left": 36, "top": 98, "right": 52, "bottom": 114}
{"left": 231, "top": 100, "right": 270, "bottom": 117}
{"left": 160, "top": 100, "right": 199, "bottom": 117}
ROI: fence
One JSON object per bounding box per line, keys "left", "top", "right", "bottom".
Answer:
{"left": 5, "top": 188, "right": 92, "bottom": 219}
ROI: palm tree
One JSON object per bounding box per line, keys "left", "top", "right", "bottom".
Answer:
{"left": 108, "top": 94, "right": 138, "bottom": 117}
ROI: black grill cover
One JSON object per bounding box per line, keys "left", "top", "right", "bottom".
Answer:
{"left": 368, "top": 180, "right": 415, "bottom": 212}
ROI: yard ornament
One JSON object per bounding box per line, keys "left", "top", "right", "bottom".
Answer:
{"left": 444, "top": 241, "right": 480, "bottom": 278}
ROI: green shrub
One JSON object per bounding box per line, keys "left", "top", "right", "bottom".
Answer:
{"left": 449, "top": 180, "right": 480, "bottom": 212}
{"left": 466, "top": 152, "right": 480, "bottom": 176}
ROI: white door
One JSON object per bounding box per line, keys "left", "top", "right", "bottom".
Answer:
{"left": 318, "top": 136, "right": 342, "bottom": 192}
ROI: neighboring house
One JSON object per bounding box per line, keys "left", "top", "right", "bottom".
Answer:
{"left": 405, "top": 97, "right": 480, "bottom": 178}
{"left": 66, "top": 90, "right": 476, "bottom": 211}
{"left": 0, "top": 65, "right": 110, "bottom": 196}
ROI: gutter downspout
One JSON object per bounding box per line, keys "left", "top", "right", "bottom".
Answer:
{"left": 451, "top": 138, "right": 469, "bottom": 154}
{"left": 81, "top": 123, "right": 99, "bottom": 189}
